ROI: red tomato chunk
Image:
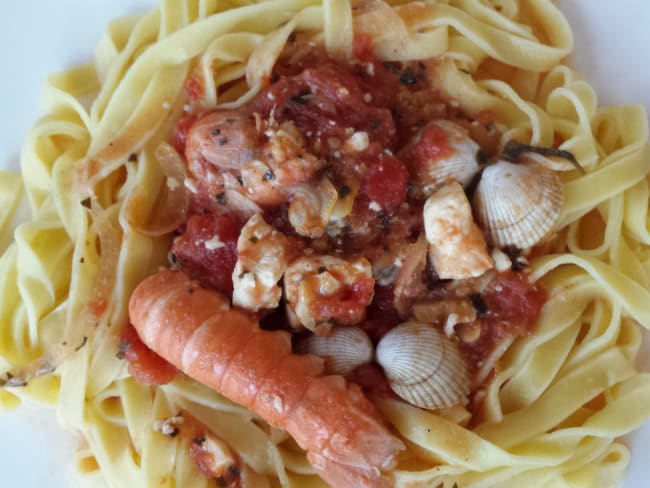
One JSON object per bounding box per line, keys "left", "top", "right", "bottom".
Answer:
{"left": 362, "top": 155, "right": 409, "bottom": 209}
{"left": 171, "top": 214, "right": 242, "bottom": 296}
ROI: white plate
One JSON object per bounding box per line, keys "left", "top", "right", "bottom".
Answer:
{"left": 0, "top": 1, "right": 649, "bottom": 487}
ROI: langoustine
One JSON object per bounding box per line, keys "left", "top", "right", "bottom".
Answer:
{"left": 129, "top": 269, "right": 404, "bottom": 487}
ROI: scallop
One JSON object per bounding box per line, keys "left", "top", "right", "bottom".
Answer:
{"left": 376, "top": 322, "right": 470, "bottom": 410}
{"left": 473, "top": 160, "right": 563, "bottom": 250}
{"left": 403, "top": 120, "right": 481, "bottom": 195}
{"left": 294, "top": 327, "right": 374, "bottom": 376}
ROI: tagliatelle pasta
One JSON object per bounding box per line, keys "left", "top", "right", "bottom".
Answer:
{"left": 1, "top": 0, "right": 650, "bottom": 487}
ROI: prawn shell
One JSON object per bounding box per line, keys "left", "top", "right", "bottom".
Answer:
{"left": 413, "top": 120, "right": 481, "bottom": 193}
{"left": 376, "top": 322, "right": 470, "bottom": 410}
{"left": 474, "top": 160, "right": 563, "bottom": 249}
{"left": 294, "top": 327, "right": 374, "bottom": 376}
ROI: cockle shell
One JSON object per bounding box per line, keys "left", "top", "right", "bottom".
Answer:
{"left": 404, "top": 120, "right": 481, "bottom": 195}
{"left": 376, "top": 322, "right": 470, "bottom": 410}
{"left": 294, "top": 326, "right": 374, "bottom": 376}
{"left": 473, "top": 160, "right": 563, "bottom": 250}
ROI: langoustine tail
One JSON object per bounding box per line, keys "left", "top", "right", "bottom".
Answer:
{"left": 129, "top": 269, "right": 404, "bottom": 487}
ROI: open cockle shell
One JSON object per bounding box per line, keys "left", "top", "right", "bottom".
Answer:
{"left": 294, "top": 327, "right": 374, "bottom": 376}
{"left": 376, "top": 322, "right": 470, "bottom": 410}
{"left": 473, "top": 160, "right": 564, "bottom": 250}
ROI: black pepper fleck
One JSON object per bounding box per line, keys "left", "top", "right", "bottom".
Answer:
{"left": 288, "top": 89, "right": 312, "bottom": 105}
{"left": 211, "top": 128, "right": 221, "bottom": 137}
{"left": 75, "top": 336, "right": 88, "bottom": 352}
{"left": 216, "top": 192, "right": 227, "bottom": 205}
{"left": 469, "top": 293, "right": 488, "bottom": 316}
{"left": 218, "top": 137, "right": 229, "bottom": 146}
{"left": 399, "top": 67, "right": 418, "bottom": 85}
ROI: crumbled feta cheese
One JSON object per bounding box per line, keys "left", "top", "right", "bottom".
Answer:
{"left": 273, "top": 395, "right": 284, "bottom": 414}
{"left": 153, "top": 414, "right": 184, "bottom": 436}
{"left": 363, "top": 93, "right": 373, "bottom": 103}
{"left": 444, "top": 313, "right": 460, "bottom": 337}
{"left": 368, "top": 201, "right": 382, "bottom": 212}
{"left": 492, "top": 248, "right": 512, "bottom": 272}
{"left": 167, "top": 177, "right": 180, "bottom": 191}
{"left": 345, "top": 131, "right": 369, "bottom": 152}
{"left": 204, "top": 235, "right": 225, "bottom": 250}
{"left": 367, "top": 63, "right": 375, "bottom": 76}
{"left": 184, "top": 178, "right": 198, "bottom": 193}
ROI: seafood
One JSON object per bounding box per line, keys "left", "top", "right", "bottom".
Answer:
{"left": 473, "top": 160, "right": 564, "bottom": 249}
{"left": 288, "top": 178, "right": 339, "bottom": 238}
{"left": 189, "top": 431, "right": 238, "bottom": 481}
{"left": 423, "top": 181, "right": 493, "bottom": 279}
{"left": 232, "top": 214, "right": 293, "bottom": 312}
{"left": 376, "top": 322, "right": 470, "bottom": 410}
{"left": 129, "top": 269, "right": 404, "bottom": 488}
{"left": 400, "top": 119, "right": 481, "bottom": 195}
{"left": 501, "top": 140, "right": 584, "bottom": 174}
{"left": 411, "top": 297, "right": 477, "bottom": 335}
{"left": 185, "top": 110, "right": 259, "bottom": 171}
{"left": 284, "top": 255, "right": 375, "bottom": 335}
{"left": 185, "top": 111, "right": 324, "bottom": 207}
{"left": 294, "top": 327, "right": 374, "bottom": 376}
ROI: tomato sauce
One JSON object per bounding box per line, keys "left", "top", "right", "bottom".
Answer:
{"left": 119, "top": 325, "right": 176, "bottom": 385}
{"left": 161, "top": 41, "right": 549, "bottom": 410}
{"left": 308, "top": 276, "right": 375, "bottom": 326}
{"left": 461, "top": 271, "right": 547, "bottom": 377}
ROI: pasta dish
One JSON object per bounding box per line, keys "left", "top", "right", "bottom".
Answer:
{"left": 1, "top": 0, "right": 650, "bottom": 486}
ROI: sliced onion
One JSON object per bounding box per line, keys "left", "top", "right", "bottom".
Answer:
{"left": 123, "top": 143, "right": 189, "bottom": 236}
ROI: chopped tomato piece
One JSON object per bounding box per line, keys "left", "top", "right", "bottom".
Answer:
{"left": 362, "top": 155, "right": 408, "bottom": 209}
{"left": 483, "top": 270, "right": 546, "bottom": 328}
{"left": 120, "top": 325, "right": 176, "bottom": 385}
{"left": 171, "top": 214, "right": 242, "bottom": 296}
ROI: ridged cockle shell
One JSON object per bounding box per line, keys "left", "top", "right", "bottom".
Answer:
{"left": 376, "top": 322, "right": 470, "bottom": 410}
{"left": 295, "top": 327, "right": 374, "bottom": 376}
{"left": 402, "top": 120, "right": 481, "bottom": 195}
{"left": 473, "top": 160, "right": 563, "bottom": 250}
